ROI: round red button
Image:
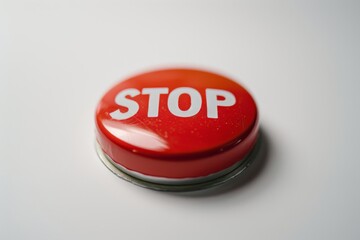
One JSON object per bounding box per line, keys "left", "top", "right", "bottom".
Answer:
{"left": 95, "top": 68, "right": 258, "bottom": 183}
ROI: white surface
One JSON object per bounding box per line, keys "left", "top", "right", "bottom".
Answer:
{"left": 1, "top": 1, "right": 359, "bottom": 239}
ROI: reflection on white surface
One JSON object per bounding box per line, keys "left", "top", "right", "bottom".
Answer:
{"left": 103, "top": 120, "right": 169, "bottom": 151}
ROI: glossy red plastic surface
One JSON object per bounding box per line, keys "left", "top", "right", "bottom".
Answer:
{"left": 95, "top": 68, "right": 258, "bottom": 178}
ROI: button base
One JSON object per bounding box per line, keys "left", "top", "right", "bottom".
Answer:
{"left": 95, "top": 134, "right": 262, "bottom": 192}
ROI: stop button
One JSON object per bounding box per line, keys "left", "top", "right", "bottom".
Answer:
{"left": 95, "top": 68, "right": 259, "bottom": 190}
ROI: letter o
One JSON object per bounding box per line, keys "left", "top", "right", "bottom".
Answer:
{"left": 167, "top": 87, "right": 202, "bottom": 117}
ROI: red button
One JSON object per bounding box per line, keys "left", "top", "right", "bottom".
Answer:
{"left": 95, "top": 68, "right": 258, "bottom": 182}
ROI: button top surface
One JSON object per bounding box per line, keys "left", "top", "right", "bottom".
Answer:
{"left": 96, "top": 68, "right": 257, "bottom": 158}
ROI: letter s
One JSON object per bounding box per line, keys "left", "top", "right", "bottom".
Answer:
{"left": 110, "top": 88, "right": 140, "bottom": 120}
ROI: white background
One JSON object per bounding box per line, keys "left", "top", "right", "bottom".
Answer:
{"left": 1, "top": 0, "right": 359, "bottom": 239}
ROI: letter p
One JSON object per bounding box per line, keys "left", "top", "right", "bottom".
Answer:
{"left": 206, "top": 89, "right": 236, "bottom": 119}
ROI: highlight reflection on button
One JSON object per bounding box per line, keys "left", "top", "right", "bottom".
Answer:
{"left": 103, "top": 120, "right": 169, "bottom": 152}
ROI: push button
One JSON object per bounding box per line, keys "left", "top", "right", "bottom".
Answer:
{"left": 95, "top": 68, "right": 259, "bottom": 190}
